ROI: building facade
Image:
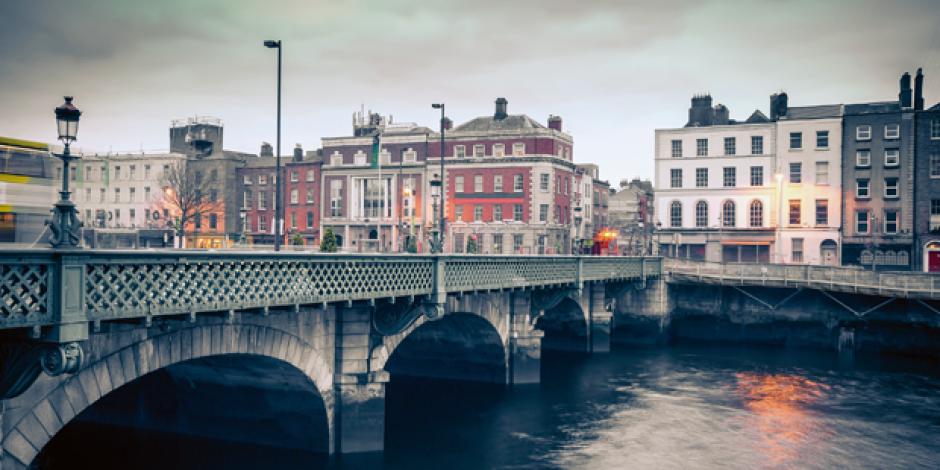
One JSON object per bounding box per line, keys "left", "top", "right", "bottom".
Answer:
{"left": 840, "top": 75, "right": 917, "bottom": 270}
{"left": 608, "top": 179, "right": 654, "bottom": 255}
{"left": 655, "top": 95, "right": 777, "bottom": 262}
{"left": 912, "top": 69, "right": 940, "bottom": 271}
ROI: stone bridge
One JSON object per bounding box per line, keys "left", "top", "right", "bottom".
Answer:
{"left": 0, "top": 251, "right": 661, "bottom": 468}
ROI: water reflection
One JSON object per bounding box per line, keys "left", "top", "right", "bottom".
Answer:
{"left": 734, "top": 372, "right": 830, "bottom": 466}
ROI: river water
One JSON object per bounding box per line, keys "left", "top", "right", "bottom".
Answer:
{"left": 38, "top": 344, "right": 940, "bottom": 469}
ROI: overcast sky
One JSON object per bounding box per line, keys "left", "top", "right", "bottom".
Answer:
{"left": 2, "top": 0, "right": 939, "bottom": 183}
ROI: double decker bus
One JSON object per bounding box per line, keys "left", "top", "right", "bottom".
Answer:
{"left": 0, "top": 137, "right": 57, "bottom": 243}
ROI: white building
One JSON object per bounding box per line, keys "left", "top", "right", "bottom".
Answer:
{"left": 655, "top": 95, "right": 777, "bottom": 262}
{"left": 773, "top": 104, "right": 843, "bottom": 265}
{"left": 72, "top": 152, "right": 186, "bottom": 229}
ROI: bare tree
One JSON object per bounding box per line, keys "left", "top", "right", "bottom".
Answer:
{"left": 160, "top": 164, "right": 221, "bottom": 248}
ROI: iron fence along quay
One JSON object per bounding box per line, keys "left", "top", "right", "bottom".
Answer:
{"left": 0, "top": 250, "right": 660, "bottom": 330}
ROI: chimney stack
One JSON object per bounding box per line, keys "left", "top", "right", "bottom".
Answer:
{"left": 914, "top": 68, "right": 925, "bottom": 111}
{"left": 548, "top": 115, "right": 563, "bottom": 131}
{"left": 770, "top": 93, "right": 788, "bottom": 120}
{"left": 899, "top": 72, "right": 912, "bottom": 108}
{"left": 686, "top": 94, "right": 714, "bottom": 126}
{"left": 293, "top": 143, "right": 304, "bottom": 162}
{"left": 260, "top": 142, "right": 273, "bottom": 157}
{"left": 494, "top": 97, "right": 508, "bottom": 120}
{"left": 714, "top": 104, "right": 730, "bottom": 125}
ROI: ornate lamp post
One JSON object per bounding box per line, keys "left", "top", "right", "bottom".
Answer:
{"left": 264, "top": 39, "right": 283, "bottom": 251}
{"left": 430, "top": 176, "right": 441, "bottom": 253}
{"left": 48, "top": 96, "right": 83, "bottom": 249}
{"left": 431, "top": 103, "right": 446, "bottom": 253}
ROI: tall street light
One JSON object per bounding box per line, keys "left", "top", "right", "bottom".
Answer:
{"left": 49, "top": 96, "right": 83, "bottom": 249}
{"left": 264, "top": 39, "right": 283, "bottom": 251}
{"left": 431, "top": 103, "right": 445, "bottom": 253}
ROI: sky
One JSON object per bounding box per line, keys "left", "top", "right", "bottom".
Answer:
{"left": 2, "top": 0, "right": 939, "bottom": 184}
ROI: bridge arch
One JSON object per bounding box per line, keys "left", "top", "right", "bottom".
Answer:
{"left": 535, "top": 297, "right": 589, "bottom": 352}
{"left": 1, "top": 323, "right": 334, "bottom": 468}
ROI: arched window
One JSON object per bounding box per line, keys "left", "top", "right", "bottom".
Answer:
{"left": 695, "top": 201, "right": 708, "bottom": 227}
{"left": 722, "top": 200, "right": 736, "bottom": 227}
{"left": 749, "top": 200, "right": 763, "bottom": 227}
{"left": 670, "top": 201, "right": 682, "bottom": 227}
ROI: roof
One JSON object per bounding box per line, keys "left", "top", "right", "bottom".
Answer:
{"left": 928, "top": 102, "right": 940, "bottom": 111}
{"left": 783, "top": 104, "right": 843, "bottom": 120}
{"left": 453, "top": 114, "right": 547, "bottom": 132}
{"left": 844, "top": 101, "right": 900, "bottom": 115}
{"left": 745, "top": 110, "right": 769, "bottom": 123}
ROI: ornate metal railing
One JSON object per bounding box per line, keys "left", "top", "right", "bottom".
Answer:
{"left": 0, "top": 250, "right": 659, "bottom": 330}
{"left": 666, "top": 258, "right": 940, "bottom": 299}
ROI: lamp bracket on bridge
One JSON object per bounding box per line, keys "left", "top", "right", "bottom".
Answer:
{"left": 1, "top": 341, "right": 84, "bottom": 400}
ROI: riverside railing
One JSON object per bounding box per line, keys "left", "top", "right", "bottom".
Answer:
{"left": 0, "top": 250, "right": 660, "bottom": 331}
{"left": 665, "top": 258, "right": 940, "bottom": 299}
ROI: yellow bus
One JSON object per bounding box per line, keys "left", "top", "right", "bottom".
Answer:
{"left": 0, "top": 137, "right": 57, "bottom": 243}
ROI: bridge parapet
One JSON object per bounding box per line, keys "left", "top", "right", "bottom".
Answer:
{"left": 0, "top": 251, "right": 660, "bottom": 334}
{"left": 666, "top": 259, "right": 940, "bottom": 299}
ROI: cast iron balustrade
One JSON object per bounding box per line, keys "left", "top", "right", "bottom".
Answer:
{"left": 0, "top": 250, "right": 659, "bottom": 330}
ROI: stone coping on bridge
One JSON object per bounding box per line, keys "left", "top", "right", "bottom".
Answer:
{"left": 666, "top": 258, "right": 940, "bottom": 300}
{"left": 0, "top": 250, "right": 661, "bottom": 333}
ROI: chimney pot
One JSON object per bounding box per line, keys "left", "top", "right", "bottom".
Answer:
{"left": 548, "top": 115, "right": 563, "bottom": 131}
{"left": 914, "top": 68, "right": 925, "bottom": 111}
{"left": 494, "top": 97, "right": 508, "bottom": 120}
{"left": 899, "top": 72, "right": 913, "bottom": 108}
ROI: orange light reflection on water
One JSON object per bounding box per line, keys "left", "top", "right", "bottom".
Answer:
{"left": 735, "top": 372, "right": 830, "bottom": 466}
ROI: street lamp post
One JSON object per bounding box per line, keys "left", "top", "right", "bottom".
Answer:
{"left": 48, "top": 96, "right": 83, "bottom": 249}
{"left": 264, "top": 39, "right": 283, "bottom": 251}
{"left": 430, "top": 177, "right": 441, "bottom": 253}
{"left": 431, "top": 103, "right": 445, "bottom": 253}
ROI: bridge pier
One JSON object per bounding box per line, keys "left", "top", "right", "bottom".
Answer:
{"left": 612, "top": 277, "right": 673, "bottom": 345}
{"left": 333, "top": 372, "right": 388, "bottom": 454}
{"left": 508, "top": 292, "right": 542, "bottom": 384}
{"left": 586, "top": 283, "right": 612, "bottom": 353}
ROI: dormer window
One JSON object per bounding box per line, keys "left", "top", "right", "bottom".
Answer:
{"left": 454, "top": 145, "right": 466, "bottom": 158}
{"left": 512, "top": 143, "right": 525, "bottom": 156}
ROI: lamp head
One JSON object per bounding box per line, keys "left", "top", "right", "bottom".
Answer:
{"left": 431, "top": 103, "right": 443, "bottom": 109}
{"left": 264, "top": 40, "right": 281, "bottom": 48}
{"left": 54, "top": 96, "right": 81, "bottom": 144}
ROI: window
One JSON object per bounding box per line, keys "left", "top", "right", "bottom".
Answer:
{"left": 84, "top": 188, "right": 91, "bottom": 202}
{"left": 513, "top": 175, "right": 523, "bottom": 192}
{"left": 494, "top": 205, "right": 503, "bottom": 221}
{"left": 258, "top": 215, "right": 267, "bottom": 232}
{"left": 306, "top": 189, "right": 314, "bottom": 204}
{"left": 750, "top": 166, "right": 763, "bottom": 186}
{"left": 455, "top": 205, "right": 464, "bottom": 221}
{"left": 856, "top": 179, "right": 869, "bottom": 198}
{"left": 306, "top": 211, "right": 314, "bottom": 228}
{"left": 884, "top": 210, "right": 898, "bottom": 234}
{"left": 749, "top": 200, "right": 763, "bottom": 227}
{"left": 512, "top": 143, "right": 525, "bottom": 156}
{"left": 493, "top": 144, "right": 505, "bottom": 157}
{"left": 751, "top": 136, "right": 763, "bottom": 155}
{"left": 931, "top": 153, "right": 940, "bottom": 178}
{"left": 696, "top": 139, "right": 708, "bottom": 156}
{"left": 259, "top": 174, "right": 267, "bottom": 185}
{"left": 290, "top": 171, "right": 298, "bottom": 182}
{"left": 85, "top": 165, "right": 93, "bottom": 180}
{"left": 539, "top": 204, "right": 549, "bottom": 222}
{"left": 884, "top": 149, "right": 899, "bottom": 167}
{"left": 493, "top": 234, "right": 504, "bottom": 254}
{"left": 816, "top": 130, "right": 829, "bottom": 148}
{"left": 931, "top": 200, "right": 940, "bottom": 232}
{"left": 290, "top": 189, "right": 299, "bottom": 204}
{"left": 723, "top": 167, "right": 736, "bottom": 187}
{"left": 209, "top": 189, "right": 217, "bottom": 203}
{"left": 695, "top": 201, "right": 708, "bottom": 227}
{"left": 494, "top": 175, "right": 503, "bottom": 192}
{"left": 884, "top": 123, "right": 900, "bottom": 139}
{"left": 856, "top": 125, "right": 871, "bottom": 141}
{"left": 724, "top": 137, "right": 736, "bottom": 156}
{"left": 114, "top": 188, "right": 120, "bottom": 203}
{"left": 474, "top": 175, "right": 483, "bottom": 193}
{"left": 789, "top": 199, "right": 801, "bottom": 225}
{"left": 671, "top": 140, "right": 683, "bottom": 158}
{"left": 129, "top": 187, "right": 136, "bottom": 202}
{"left": 209, "top": 169, "right": 217, "bottom": 182}
{"left": 670, "top": 169, "right": 683, "bottom": 188}
{"left": 789, "top": 162, "right": 802, "bottom": 183}
{"left": 815, "top": 200, "right": 829, "bottom": 226}
{"left": 540, "top": 173, "right": 550, "bottom": 191}
{"left": 330, "top": 180, "right": 343, "bottom": 217}
{"left": 513, "top": 204, "right": 523, "bottom": 221}
{"left": 258, "top": 191, "right": 267, "bottom": 210}
{"left": 513, "top": 234, "right": 523, "bottom": 253}
{"left": 472, "top": 144, "right": 485, "bottom": 158}
{"left": 306, "top": 170, "right": 315, "bottom": 182}
{"left": 856, "top": 150, "right": 871, "bottom": 167}
{"left": 144, "top": 187, "right": 151, "bottom": 201}
{"left": 243, "top": 175, "right": 252, "bottom": 185}
{"left": 791, "top": 238, "right": 804, "bottom": 263}
{"left": 115, "top": 209, "right": 121, "bottom": 224}
{"left": 669, "top": 201, "right": 682, "bottom": 227}
{"left": 789, "top": 132, "right": 802, "bottom": 149}
{"left": 815, "top": 161, "right": 829, "bottom": 185}
{"left": 209, "top": 213, "right": 217, "bottom": 230}
{"left": 474, "top": 205, "right": 484, "bottom": 222}
{"left": 114, "top": 166, "right": 121, "bottom": 179}
{"left": 454, "top": 145, "right": 466, "bottom": 158}
{"left": 695, "top": 168, "right": 708, "bottom": 187}
{"left": 884, "top": 178, "right": 898, "bottom": 198}
{"left": 128, "top": 165, "right": 137, "bottom": 180}
{"left": 856, "top": 210, "right": 869, "bottom": 233}
{"left": 243, "top": 190, "right": 252, "bottom": 209}
{"left": 99, "top": 188, "right": 105, "bottom": 202}
{"left": 455, "top": 176, "right": 465, "bottom": 193}
{"left": 129, "top": 209, "right": 136, "bottom": 224}
{"left": 931, "top": 120, "right": 940, "bottom": 139}
{"left": 721, "top": 200, "right": 736, "bottom": 227}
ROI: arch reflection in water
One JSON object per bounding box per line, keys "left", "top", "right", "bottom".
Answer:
{"left": 35, "top": 355, "right": 330, "bottom": 470}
